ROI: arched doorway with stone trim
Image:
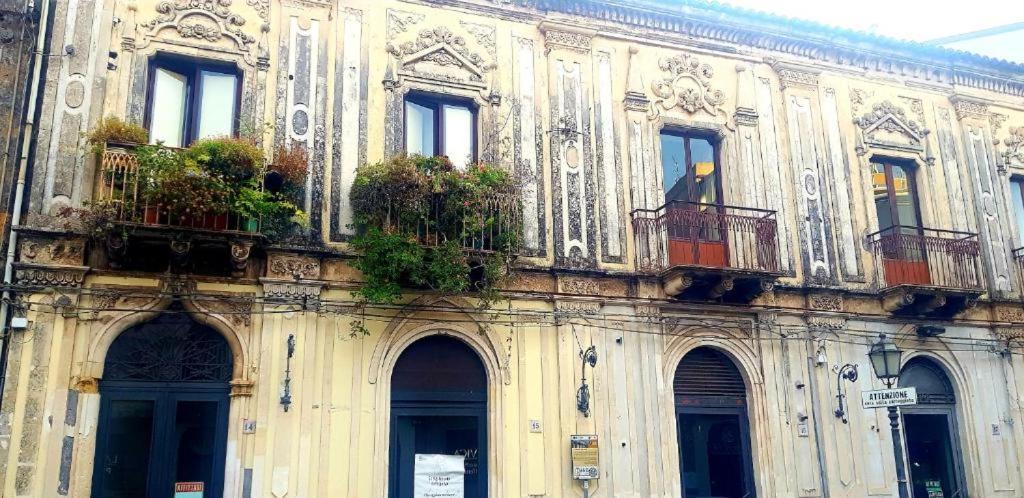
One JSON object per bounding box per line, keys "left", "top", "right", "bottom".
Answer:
{"left": 900, "top": 356, "right": 968, "bottom": 498}
{"left": 90, "top": 305, "right": 232, "bottom": 498}
{"left": 673, "top": 346, "right": 756, "bottom": 498}
{"left": 387, "top": 334, "right": 488, "bottom": 498}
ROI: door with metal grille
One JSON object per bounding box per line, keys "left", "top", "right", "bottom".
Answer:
{"left": 674, "top": 347, "right": 756, "bottom": 498}
{"left": 900, "top": 358, "right": 967, "bottom": 498}
{"left": 91, "top": 311, "right": 231, "bottom": 498}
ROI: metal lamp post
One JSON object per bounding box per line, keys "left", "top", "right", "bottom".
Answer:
{"left": 868, "top": 334, "right": 909, "bottom": 498}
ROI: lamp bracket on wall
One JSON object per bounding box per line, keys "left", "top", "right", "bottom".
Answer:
{"left": 833, "top": 363, "right": 859, "bottom": 424}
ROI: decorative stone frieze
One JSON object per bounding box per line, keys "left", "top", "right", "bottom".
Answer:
{"left": 996, "top": 306, "right": 1024, "bottom": 323}
{"left": 18, "top": 236, "right": 85, "bottom": 266}
{"left": 1001, "top": 127, "right": 1024, "bottom": 168}
{"left": 770, "top": 60, "right": 820, "bottom": 91}
{"left": 554, "top": 300, "right": 601, "bottom": 315}
{"left": 267, "top": 253, "right": 321, "bottom": 280}
{"left": 13, "top": 263, "right": 87, "bottom": 288}
{"left": 558, "top": 276, "right": 601, "bottom": 296}
{"left": 853, "top": 100, "right": 928, "bottom": 155}
{"left": 539, "top": 23, "right": 594, "bottom": 54}
{"left": 808, "top": 293, "right": 843, "bottom": 312}
{"left": 807, "top": 315, "right": 846, "bottom": 330}
{"left": 193, "top": 294, "right": 255, "bottom": 327}
{"left": 950, "top": 95, "right": 989, "bottom": 121}
{"left": 261, "top": 279, "right": 323, "bottom": 310}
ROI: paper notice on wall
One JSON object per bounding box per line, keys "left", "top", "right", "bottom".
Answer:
{"left": 414, "top": 454, "right": 465, "bottom": 498}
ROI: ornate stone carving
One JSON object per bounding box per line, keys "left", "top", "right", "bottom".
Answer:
{"left": 807, "top": 315, "right": 846, "bottom": 330}
{"left": 18, "top": 237, "right": 85, "bottom": 266}
{"left": 195, "top": 295, "right": 254, "bottom": 327}
{"left": 989, "top": 113, "right": 1008, "bottom": 134}
{"left": 809, "top": 293, "right": 843, "bottom": 312}
{"left": 1001, "top": 127, "right": 1024, "bottom": 167}
{"left": 73, "top": 376, "right": 100, "bottom": 394}
{"left": 649, "top": 53, "right": 726, "bottom": 120}
{"left": 13, "top": 264, "right": 87, "bottom": 288}
{"left": 559, "top": 277, "right": 601, "bottom": 296}
{"left": 997, "top": 306, "right": 1024, "bottom": 323}
{"left": 554, "top": 300, "right": 601, "bottom": 315}
{"left": 229, "top": 240, "right": 253, "bottom": 277}
{"left": 161, "top": 275, "right": 197, "bottom": 297}
{"left": 854, "top": 101, "right": 926, "bottom": 153}
{"left": 771, "top": 61, "right": 820, "bottom": 90}
{"left": 459, "top": 20, "right": 496, "bottom": 57}
{"left": 951, "top": 96, "right": 989, "bottom": 121}
{"left": 386, "top": 26, "right": 492, "bottom": 84}
{"left": 540, "top": 25, "right": 593, "bottom": 54}
{"left": 267, "top": 254, "right": 320, "bottom": 280}
{"left": 386, "top": 9, "right": 424, "bottom": 40}
{"left": 262, "top": 281, "right": 323, "bottom": 309}
{"left": 141, "top": 0, "right": 255, "bottom": 54}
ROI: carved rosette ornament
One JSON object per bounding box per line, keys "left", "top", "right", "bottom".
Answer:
{"left": 267, "top": 254, "right": 321, "bottom": 280}
{"left": 648, "top": 53, "right": 727, "bottom": 121}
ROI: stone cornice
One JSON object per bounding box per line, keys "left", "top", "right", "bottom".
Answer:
{"left": 498, "top": 0, "right": 1024, "bottom": 97}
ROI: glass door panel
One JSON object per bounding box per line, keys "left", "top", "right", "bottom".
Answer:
{"left": 678, "top": 412, "right": 753, "bottom": 498}
{"left": 905, "top": 413, "right": 962, "bottom": 498}
{"left": 95, "top": 399, "right": 156, "bottom": 498}
{"left": 391, "top": 413, "right": 485, "bottom": 498}
{"left": 171, "top": 400, "right": 221, "bottom": 492}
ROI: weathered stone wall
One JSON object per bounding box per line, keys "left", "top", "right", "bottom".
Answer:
{"left": 2, "top": 0, "right": 1024, "bottom": 496}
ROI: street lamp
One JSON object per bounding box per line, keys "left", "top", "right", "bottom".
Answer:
{"left": 868, "top": 334, "right": 909, "bottom": 498}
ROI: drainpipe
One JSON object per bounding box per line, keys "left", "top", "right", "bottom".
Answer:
{"left": 0, "top": 0, "right": 52, "bottom": 405}
{"left": 805, "top": 339, "right": 831, "bottom": 498}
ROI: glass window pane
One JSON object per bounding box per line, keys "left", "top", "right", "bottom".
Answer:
{"left": 443, "top": 104, "right": 473, "bottom": 170}
{"left": 1013, "top": 180, "right": 1024, "bottom": 247}
{"left": 872, "top": 163, "right": 893, "bottom": 231}
{"left": 96, "top": 400, "right": 155, "bottom": 498}
{"left": 150, "top": 68, "right": 187, "bottom": 147}
{"left": 405, "top": 101, "right": 435, "bottom": 157}
{"left": 891, "top": 164, "right": 919, "bottom": 229}
{"left": 690, "top": 138, "right": 717, "bottom": 206}
{"left": 660, "top": 133, "right": 688, "bottom": 203}
{"left": 197, "top": 71, "right": 238, "bottom": 140}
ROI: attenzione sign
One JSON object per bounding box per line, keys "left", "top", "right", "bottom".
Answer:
{"left": 861, "top": 387, "right": 918, "bottom": 409}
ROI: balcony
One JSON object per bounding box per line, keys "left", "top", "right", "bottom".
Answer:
{"left": 867, "top": 226, "right": 983, "bottom": 318}
{"left": 95, "top": 143, "right": 265, "bottom": 275}
{"left": 632, "top": 201, "right": 781, "bottom": 302}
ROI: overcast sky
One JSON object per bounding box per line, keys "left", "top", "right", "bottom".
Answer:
{"left": 718, "top": 0, "right": 1024, "bottom": 41}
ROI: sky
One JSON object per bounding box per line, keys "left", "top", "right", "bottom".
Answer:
{"left": 717, "top": 0, "right": 1024, "bottom": 42}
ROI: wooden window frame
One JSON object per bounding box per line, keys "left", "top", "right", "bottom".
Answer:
{"left": 873, "top": 159, "right": 925, "bottom": 233}
{"left": 659, "top": 129, "right": 725, "bottom": 207}
{"left": 402, "top": 92, "right": 478, "bottom": 163}
{"left": 144, "top": 54, "right": 242, "bottom": 147}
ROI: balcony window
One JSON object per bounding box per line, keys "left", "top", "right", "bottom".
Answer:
{"left": 404, "top": 94, "right": 476, "bottom": 170}
{"left": 1012, "top": 177, "right": 1024, "bottom": 247}
{"left": 872, "top": 161, "right": 922, "bottom": 234}
{"left": 660, "top": 132, "right": 720, "bottom": 205}
{"left": 146, "top": 56, "right": 240, "bottom": 148}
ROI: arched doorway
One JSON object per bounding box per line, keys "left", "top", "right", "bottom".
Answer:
{"left": 900, "top": 357, "right": 967, "bottom": 498}
{"left": 388, "top": 335, "right": 487, "bottom": 498}
{"left": 674, "top": 346, "right": 755, "bottom": 498}
{"left": 91, "top": 309, "right": 232, "bottom": 498}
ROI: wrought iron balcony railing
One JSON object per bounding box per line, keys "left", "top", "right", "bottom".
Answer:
{"left": 96, "top": 144, "right": 260, "bottom": 234}
{"left": 631, "top": 201, "right": 780, "bottom": 275}
{"left": 866, "top": 226, "right": 982, "bottom": 291}
{"left": 375, "top": 189, "right": 522, "bottom": 255}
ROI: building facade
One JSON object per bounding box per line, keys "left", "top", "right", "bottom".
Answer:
{"left": 1, "top": 0, "right": 1024, "bottom": 497}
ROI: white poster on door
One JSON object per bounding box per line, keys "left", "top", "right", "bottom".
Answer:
{"left": 414, "top": 454, "right": 465, "bottom": 498}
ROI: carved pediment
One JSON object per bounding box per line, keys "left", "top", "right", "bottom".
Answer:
{"left": 386, "top": 25, "right": 492, "bottom": 86}
{"left": 854, "top": 101, "right": 925, "bottom": 152}
{"left": 142, "top": 0, "right": 255, "bottom": 52}
{"left": 649, "top": 53, "right": 727, "bottom": 121}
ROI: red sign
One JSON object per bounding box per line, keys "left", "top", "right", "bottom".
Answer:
{"left": 175, "top": 482, "right": 204, "bottom": 492}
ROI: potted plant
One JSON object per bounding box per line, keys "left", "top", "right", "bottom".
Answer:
{"left": 86, "top": 116, "right": 149, "bottom": 153}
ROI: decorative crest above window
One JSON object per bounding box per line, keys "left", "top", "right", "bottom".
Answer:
{"left": 386, "top": 25, "right": 493, "bottom": 88}
{"left": 648, "top": 53, "right": 727, "bottom": 121}
{"left": 853, "top": 100, "right": 932, "bottom": 162}
{"left": 1002, "top": 127, "right": 1024, "bottom": 168}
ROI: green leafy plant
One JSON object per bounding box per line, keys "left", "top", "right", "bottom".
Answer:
{"left": 349, "top": 154, "right": 520, "bottom": 305}
{"left": 86, "top": 116, "right": 149, "bottom": 153}
{"left": 56, "top": 200, "right": 124, "bottom": 240}
{"left": 182, "top": 137, "right": 264, "bottom": 183}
